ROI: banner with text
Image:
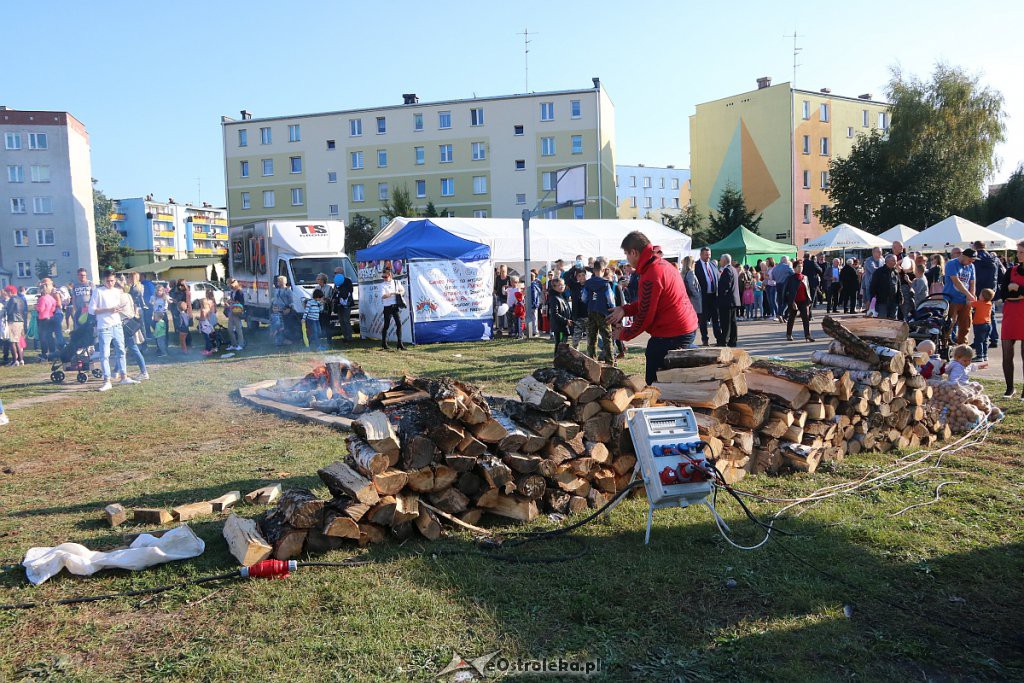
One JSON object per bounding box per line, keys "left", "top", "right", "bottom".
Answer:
{"left": 408, "top": 259, "right": 493, "bottom": 343}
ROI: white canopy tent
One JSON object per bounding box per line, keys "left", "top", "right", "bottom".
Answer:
{"left": 801, "top": 223, "right": 889, "bottom": 252}
{"left": 986, "top": 217, "right": 1024, "bottom": 242}
{"left": 373, "top": 217, "right": 693, "bottom": 265}
{"left": 904, "top": 215, "right": 1015, "bottom": 252}
{"left": 877, "top": 224, "right": 919, "bottom": 243}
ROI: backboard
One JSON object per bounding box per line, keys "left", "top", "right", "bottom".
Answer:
{"left": 555, "top": 165, "right": 587, "bottom": 205}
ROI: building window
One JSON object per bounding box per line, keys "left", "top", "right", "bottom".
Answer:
{"left": 573, "top": 205, "right": 585, "bottom": 219}
{"left": 262, "top": 159, "right": 274, "bottom": 176}
{"left": 262, "top": 190, "right": 275, "bottom": 208}
{"left": 290, "top": 156, "right": 302, "bottom": 173}
{"left": 13, "top": 229, "right": 29, "bottom": 246}
{"left": 378, "top": 183, "right": 389, "bottom": 201}
{"left": 802, "top": 170, "right": 810, "bottom": 188}
{"left": 671, "top": 178, "right": 679, "bottom": 190}
{"left": 241, "top": 192, "right": 251, "bottom": 209}
{"left": 514, "top": 124, "right": 524, "bottom": 136}
{"left": 542, "top": 171, "right": 557, "bottom": 192}
{"left": 439, "top": 144, "right": 453, "bottom": 163}
{"left": 352, "top": 183, "right": 365, "bottom": 202}
{"left": 570, "top": 99, "right": 581, "bottom": 119}
{"left": 509, "top": 193, "right": 524, "bottom": 206}
{"left": 629, "top": 176, "right": 636, "bottom": 187}
{"left": 291, "top": 188, "right": 304, "bottom": 206}
{"left": 673, "top": 197, "right": 680, "bottom": 209}
{"left": 862, "top": 110, "right": 869, "bottom": 128}
{"left": 377, "top": 149, "right": 388, "bottom": 168}
{"left": 879, "top": 112, "right": 889, "bottom": 130}
{"left": 847, "top": 126, "right": 854, "bottom": 138}
{"left": 438, "top": 111, "right": 452, "bottom": 129}
{"left": 10, "top": 197, "right": 25, "bottom": 213}
{"left": 473, "top": 210, "right": 488, "bottom": 218}
{"left": 820, "top": 103, "right": 829, "bottom": 122}
{"left": 16, "top": 261, "right": 31, "bottom": 278}
{"left": 327, "top": 171, "right": 337, "bottom": 183}
{"left": 328, "top": 204, "right": 339, "bottom": 217}
{"left": 471, "top": 142, "right": 486, "bottom": 160}
{"left": 802, "top": 100, "right": 810, "bottom": 120}
{"left": 415, "top": 146, "right": 425, "bottom": 165}
{"left": 415, "top": 179, "right": 426, "bottom": 198}
{"left": 803, "top": 204, "right": 811, "bottom": 223}
{"left": 440, "top": 178, "right": 454, "bottom": 197}
{"left": 820, "top": 137, "right": 830, "bottom": 156}
{"left": 571, "top": 135, "right": 583, "bottom": 154}
{"left": 240, "top": 160, "right": 249, "bottom": 178}
{"left": 821, "top": 171, "right": 829, "bottom": 189}
{"left": 351, "top": 151, "right": 364, "bottom": 169}
{"left": 32, "top": 197, "right": 52, "bottom": 214}
{"left": 643, "top": 176, "right": 652, "bottom": 188}
{"left": 7, "top": 165, "right": 23, "bottom": 183}
{"left": 28, "top": 133, "right": 48, "bottom": 150}
{"left": 471, "top": 108, "right": 484, "bottom": 126}
{"left": 288, "top": 124, "right": 301, "bottom": 142}
{"left": 643, "top": 197, "right": 653, "bottom": 209}
{"left": 802, "top": 135, "right": 810, "bottom": 154}
{"left": 660, "top": 197, "right": 666, "bottom": 208}
{"left": 414, "top": 113, "right": 423, "bottom": 131}
{"left": 327, "top": 139, "right": 336, "bottom": 150}
{"left": 540, "top": 102, "right": 554, "bottom": 121}
{"left": 259, "top": 127, "right": 271, "bottom": 144}
{"left": 237, "top": 129, "right": 248, "bottom": 147}
{"left": 376, "top": 116, "right": 386, "bottom": 134}
{"left": 629, "top": 197, "right": 637, "bottom": 208}
{"left": 350, "top": 118, "right": 362, "bottom": 136}
{"left": 515, "top": 159, "right": 526, "bottom": 170}
{"left": 541, "top": 137, "right": 556, "bottom": 156}
{"left": 473, "top": 175, "right": 487, "bottom": 194}
{"left": 659, "top": 177, "right": 665, "bottom": 189}
{"left": 776, "top": 233, "right": 788, "bottom": 241}
{"left": 36, "top": 228, "right": 55, "bottom": 246}
{"left": 5, "top": 132, "right": 21, "bottom": 150}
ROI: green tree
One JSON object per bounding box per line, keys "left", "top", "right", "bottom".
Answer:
{"left": 345, "top": 213, "right": 378, "bottom": 254}
{"left": 34, "top": 258, "right": 54, "bottom": 280}
{"left": 422, "top": 201, "right": 440, "bottom": 218}
{"left": 380, "top": 184, "right": 417, "bottom": 223}
{"left": 984, "top": 164, "right": 1024, "bottom": 223}
{"left": 707, "top": 184, "right": 763, "bottom": 242}
{"left": 821, "top": 64, "right": 1006, "bottom": 230}
{"left": 92, "top": 180, "right": 133, "bottom": 270}
{"left": 664, "top": 205, "right": 716, "bottom": 247}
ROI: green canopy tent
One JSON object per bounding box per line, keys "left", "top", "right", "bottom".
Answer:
{"left": 706, "top": 225, "right": 797, "bottom": 266}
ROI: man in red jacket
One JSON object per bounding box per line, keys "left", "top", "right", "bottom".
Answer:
{"left": 607, "top": 231, "right": 698, "bottom": 385}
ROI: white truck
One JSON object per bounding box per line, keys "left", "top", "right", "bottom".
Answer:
{"left": 228, "top": 220, "right": 357, "bottom": 327}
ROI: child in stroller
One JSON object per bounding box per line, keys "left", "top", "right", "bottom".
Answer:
{"left": 51, "top": 318, "right": 101, "bottom": 384}
{"left": 908, "top": 294, "right": 952, "bottom": 359}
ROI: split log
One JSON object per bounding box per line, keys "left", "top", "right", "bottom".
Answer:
{"left": 516, "top": 375, "right": 570, "bottom": 412}
{"left": 415, "top": 506, "right": 442, "bottom": 540}
{"left": 429, "top": 488, "right": 470, "bottom": 515}
{"left": 276, "top": 490, "right": 325, "bottom": 529}
{"left": 348, "top": 436, "right": 391, "bottom": 477}
{"left": 393, "top": 493, "right": 420, "bottom": 525}
{"left": 502, "top": 401, "right": 559, "bottom": 438}
{"left": 406, "top": 465, "right": 458, "bottom": 493}
{"left": 544, "top": 489, "right": 571, "bottom": 513}
{"left": 456, "top": 471, "right": 486, "bottom": 498}
{"left": 502, "top": 453, "right": 542, "bottom": 474}
{"left": 656, "top": 363, "right": 742, "bottom": 383}
{"left": 401, "top": 435, "right": 437, "bottom": 470}
{"left": 568, "top": 495, "right": 590, "bottom": 514}
{"left": 572, "top": 401, "right": 603, "bottom": 422}
{"left": 556, "top": 421, "right": 581, "bottom": 440}
{"left": 821, "top": 316, "right": 881, "bottom": 365}
{"left": 133, "top": 508, "right": 173, "bottom": 525}
{"left": 750, "top": 360, "right": 836, "bottom": 394}
{"left": 171, "top": 500, "right": 214, "bottom": 523}
{"left": 576, "top": 384, "right": 608, "bottom": 404}
{"left": 223, "top": 513, "right": 273, "bottom": 565}
{"left": 410, "top": 376, "right": 490, "bottom": 425}
{"left": 662, "top": 347, "right": 736, "bottom": 368}
{"left": 103, "top": 504, "right": 127, "bottom": 527}
{"left": 836, "top": 317, "right": 909, "bottom": 345}
{"left": 476, "top": 492, "right": 539, "bottom": 522}
{"left": 358, "top": 523, "right": 387, "bottom": 546}
{"left": 444, "top": 454, "right": 477, "bottom": 473}
{"left": 470, "top": 416, "right": 511, "bottom": 444}
{"left": 244, "top": 484, "right": 282, "bottom": 505}
{"left": 428, "top": 423, "right": 466, "bottom": 453}
{"left": 583, "top": 440, "right": 610, "bottom": 463}
{"left": 554, "top": 343, "right": 602, "bottom": 384}
{"left": 780, "top": 443, "right": 822, "bottom": 473}
{"left": 322, "top": 511, "right": 361, "bottom": 539}
{"left": 352, "top": 411, "right": 400, "bottom": 456}
{"left": 478, "top": 457, "right": 515, "bottom": 493}
{"left": 317, "top": 462, "right": 380, "bottom": 506}
{"left": 583, "top": 412, "right": 614, "bottom": 443}
{"left": 654, "top": 380, "right": 731, "bottom": 409}
{"left": 373, "top": 468, "right": 409, "bottom": 496}
{"left": 725, "top": 373, "right": 747, "bottom": 397}
{"left": 532, "top": 367, "right": 590, "bottom": 401}
{"left": 744, "top": 373, "right": 810, "bottom": 409}
{"left": 599, "top": 387, "right": 634, "bottom": 414}
{"left": 811, "top": 350, "right": 873, "bottom": 372}
{"left": 611, "top": 454, "right": 637, "bottom": 476}
{"left": 209, "top": 491, "right": 241, "bottom": 512}
{"left": 259, "top": 509, "right": 307, "bottom": 560}
{"left": 514, "top": 474, "right": 547, "bottom": 499}
{"left": 456, "top": 434, "right": 488, "bottom": 457}
{"left": 366, "top": 496, "right": 398, "bottom": 526}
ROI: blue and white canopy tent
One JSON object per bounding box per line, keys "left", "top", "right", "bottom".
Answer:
{"left": 356, "top": 219, "right": 493, "bottom": 344}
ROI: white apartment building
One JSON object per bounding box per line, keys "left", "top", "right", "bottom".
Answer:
{"left": 220, "top": 80, "right": 616, "bottom": 228}
{"left": 0, "top": 108, "right": 97, "bottom": 287}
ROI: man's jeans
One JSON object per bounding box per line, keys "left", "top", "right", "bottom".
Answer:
{"left": 645, "top": 331, "right": 697, "bottom": 386}
{"left": 875, "top": 301, "right": 898, "bottom": 320}
{"left": 98, "top": 324, "right": 126, "bottom": 381}
{"left": 337, "top": 305, "right": 353, "bottom": 341}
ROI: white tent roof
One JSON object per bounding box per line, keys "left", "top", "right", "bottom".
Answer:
{"left": 986, "top": 217, "right": 1024, "bottom": 242}
{"left": 373, "top": 217, "right": 692, "bottom": 263}
{"left": 904, "top": 215, "right": 1015, "bottom": 252}
{"left": 802, "top": 223, "right": 890, "bottom": 252}
{"left": 877, "top": 224, "right": 919, "bottom": 243}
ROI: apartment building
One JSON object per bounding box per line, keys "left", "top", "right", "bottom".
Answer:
{"left": 616, "top": 164, "right": 691, "bottom": 221}
{"left": 220, "top": 80, "right": 616, "bottom": 228}
{"left": 112, "top": 197, "right": 228, "bottom": 268}
{"left": 0, "top": 108, "right": 97, "bottom": 286}
{"left": 689, "top": 78, "right": 890, "bottom": 246}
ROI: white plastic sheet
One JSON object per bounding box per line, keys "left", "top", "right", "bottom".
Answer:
{"left": 22, "top": 524, "right": 205, "bottom": 585}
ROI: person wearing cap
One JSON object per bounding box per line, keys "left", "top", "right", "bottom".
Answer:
{"left": 943, "top": 248, "right": 977, "bottom": 346}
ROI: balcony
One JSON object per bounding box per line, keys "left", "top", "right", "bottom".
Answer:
{"left": 155, "top": 230, "right": 176, "bottom": 238}
{"left": 193, "top": 247, "right": 213, "bottom": 255}
{"left": 156, "top": 213, "right": 175, "bottom": 222}
{"left": 110, "top": 212, "right": 126, "bottom": 221}
{"left": 156, "top": 246, "right": 176, "bottom": 255}
{"left": 212, "top": 218, "right": 228, "bottom": 226}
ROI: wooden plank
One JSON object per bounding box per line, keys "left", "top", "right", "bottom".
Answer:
{"left": 243, "top": 484, "right": 282, "bottom": 505}
{"left": 103, "top": 503, "right": 127, "bottom": 527}
{"left": 172, "top": 501, "right": 214, "bottom": 523}
{"left": 209, "top": 491, "right": 241, "bottom": 512}
{"left": 133, "top": 508, "right": 172, "bottom": 525}
{"left": 744, "top": 373, "right": 810, "bottom": 409}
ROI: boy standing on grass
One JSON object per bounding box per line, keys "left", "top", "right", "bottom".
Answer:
{"left": 304, "top": 290, "right": 326, "bottom": 351}
{"left": 971, "top": 288, "right": 995, "bottom": 362}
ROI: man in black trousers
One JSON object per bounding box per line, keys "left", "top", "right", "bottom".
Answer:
{"left": 693, "top": 246, "right": 720, "bottom": 346}
{"left": 716, "top": 253, "right": 741, "bottom": 347}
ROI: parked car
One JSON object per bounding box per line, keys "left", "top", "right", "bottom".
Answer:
{"left": 23, "top": 286, "right": 39, "bottom": 308}
{"left": 185, "top": 281, "right": 225, "bottom": 309}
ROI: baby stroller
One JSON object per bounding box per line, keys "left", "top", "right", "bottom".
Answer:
{"left": 51, "top": 319, "right": 103, "bottom": 384}
{"left": 211, "top": 322, "right": 232, "bottom": 353}
{"left": 907, "top": 294, "right": 952, "bottom": 359}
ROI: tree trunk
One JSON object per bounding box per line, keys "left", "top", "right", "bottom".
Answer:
{"left": 553, "top": 343, "right": 602, "bottom": 384}
{"left": 750, "top": 360, "right": 836, "bottom": 394}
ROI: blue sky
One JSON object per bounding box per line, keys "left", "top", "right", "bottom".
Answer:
{"left": 9, "top": 0, "right": 1023, "bottom": 206}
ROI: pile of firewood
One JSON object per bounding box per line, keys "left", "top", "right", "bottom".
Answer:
{"left": 653, "top": 316, "right": 950, "bottom": 480}
{"left": 238, "top": 346, "right": 657, "bottom": 559}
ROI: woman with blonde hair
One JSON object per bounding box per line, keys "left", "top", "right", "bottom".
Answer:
{"left": 680, "top": 256, "right": 702, "bottom": 322}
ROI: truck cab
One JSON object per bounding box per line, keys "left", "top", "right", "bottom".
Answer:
{"left": 277, "top": 254, "right": 358, "bottom": 326}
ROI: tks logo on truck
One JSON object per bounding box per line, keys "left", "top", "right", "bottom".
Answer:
{"left": 296, "top": 224, "right": 328, "bottom": 237}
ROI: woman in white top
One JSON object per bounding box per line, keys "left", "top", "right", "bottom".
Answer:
{"left": 380, "top": 267, "right": 406, "bottom": 351}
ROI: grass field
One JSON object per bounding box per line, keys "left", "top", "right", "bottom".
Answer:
{"left": 0, "top": 335, "right": 1022, "bottom": 681}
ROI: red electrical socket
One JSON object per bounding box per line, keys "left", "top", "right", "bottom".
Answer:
{"left": 659, "top": 466, "right": 680, "bottom": 485}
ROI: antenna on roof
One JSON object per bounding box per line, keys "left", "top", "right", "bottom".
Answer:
{"left": 783, "top": 29, "right": 802, "bottom": 87}
{"left": 516, "top": 28, "right": 537, "bottom": 92}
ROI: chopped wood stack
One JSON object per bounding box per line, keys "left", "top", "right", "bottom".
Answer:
{"left": 255, "top": 344, "right": 657, "bottom": 556}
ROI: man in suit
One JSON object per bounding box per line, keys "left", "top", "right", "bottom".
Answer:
{"left": 802, "top": 253, "right": 823, "bottom": 316}
{"left": 716, "top": 254, "right": 741, "bottom": 347}
{"left": 693, "top": 246, "right": 720, "bottom": 346}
